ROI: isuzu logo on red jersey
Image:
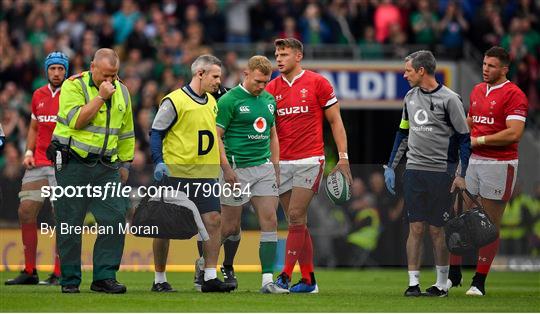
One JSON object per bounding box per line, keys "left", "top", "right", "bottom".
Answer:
{"left": 37, "top": 115, "right": 57, "bottom": 123}
{"left": 277, "top": 106, "right": 309, "bottom": 116}
{"left": 472, "top": 115, "right": 494, "bottom": 125}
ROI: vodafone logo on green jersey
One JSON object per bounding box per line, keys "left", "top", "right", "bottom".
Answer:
{"left": 253, "top": 117, "right": 267, "bottom": 133}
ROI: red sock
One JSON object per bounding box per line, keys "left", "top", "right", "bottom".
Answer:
{"left": 53, "top": 250, "right": 61, "bottom": 276}
{"left": 282, "top": 224, "right": 306, "bottom": 277}
{"left": 21, "top": 223, "right": 37, "bottom": 274}
{"left": 298, "top": 228, "right": 314, "bottom": 284}
{"left": 476, "top": 237, "right": 500, "bottom": 275}
{"left": 450, "top": 254, "right": 462, "bottom": 266}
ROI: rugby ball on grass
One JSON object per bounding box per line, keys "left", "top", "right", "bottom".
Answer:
{"left": 325, "top": 171, "right": 351, "bottom": 205}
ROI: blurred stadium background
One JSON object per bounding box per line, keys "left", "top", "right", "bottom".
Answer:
{"left": 0, "top": 0, "right": 539, "bottom": 272}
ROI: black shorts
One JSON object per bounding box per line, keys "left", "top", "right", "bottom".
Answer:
{"left": 403, "top": 169, "right": 453, "bottom": 227}
{"left": 159, "top": 177, "right": 221, "bottom": 214}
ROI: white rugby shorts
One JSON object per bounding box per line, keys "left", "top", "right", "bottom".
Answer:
{"left": 220, "top": 162, "right": 278, "bottom": 206}
{"left": 279, "top": 156, "right": 325, "bottom": 195}
{"left": 21, "top": 166, "right": 57, "bottom": 186}
{"left": 465, "top": 155, "right": 518, "bottom": 201}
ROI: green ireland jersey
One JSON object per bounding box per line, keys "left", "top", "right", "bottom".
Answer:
{"left": 216, "top": 84, "right": 276, "bottom": 168}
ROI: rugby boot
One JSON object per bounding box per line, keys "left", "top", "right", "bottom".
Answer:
{"left": 5, "top": 269, "right": 39, "bottom": 285}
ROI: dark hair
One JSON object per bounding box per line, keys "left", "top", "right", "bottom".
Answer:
{"left": 274, "top": 38, "right": 303, "bottom": 54}
{"left": 485, "top": 46, "right": 510, "bottom": 67}
{"left": 404, "top": 50, "right": 436, "bottom": 75}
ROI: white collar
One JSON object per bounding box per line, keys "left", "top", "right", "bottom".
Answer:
{"left": 48, "top": 83, "right": 61, "bottom": 98}
{"left": 486, "top": 80, "right": 509, "bottom": 97}
{"left": 281, "top": 70, "right": 305, "bottom": 87}
{"left": 239, "top": 83, "right": 255, "bottom": 96}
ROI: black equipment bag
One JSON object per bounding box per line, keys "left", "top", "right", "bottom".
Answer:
{"left": 444, "top": 189, "right": 498, "bottom": 255}
{"left": 132, "top": 187, "right": 198, "bottom": 240}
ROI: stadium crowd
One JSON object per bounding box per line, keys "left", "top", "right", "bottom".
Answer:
{"left": 1, "top": 0, "right": 540, "bottom": 267}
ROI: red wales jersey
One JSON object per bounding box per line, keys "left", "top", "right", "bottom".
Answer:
{"left": 469, "top": 80, "right": 528, "bottom": 160}
{"left": 31, "top": 84, "right": 60, "bottom": 166}
{"left": 266, "top": 70, "right": 337, "bottom": 160}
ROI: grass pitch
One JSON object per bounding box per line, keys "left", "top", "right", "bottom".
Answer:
{"left": 0, "top": 269, "right": 539, "bottom": 312}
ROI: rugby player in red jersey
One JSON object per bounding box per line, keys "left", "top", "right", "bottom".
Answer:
{"left": 448, "top": 46, "right": 529, "bottom": 296}
{"left": 265, "top": 38, "right": 352, "bottom": 293}
{"left": 4, "top": 52, "right": 69, "bottom": 286}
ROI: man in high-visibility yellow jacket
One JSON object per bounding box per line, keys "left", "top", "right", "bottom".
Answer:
{"left": 52, "top": 48, "right": 134, "bottom": 294}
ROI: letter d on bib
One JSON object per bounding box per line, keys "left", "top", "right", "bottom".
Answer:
{"left": 198, "top": 130, "right": 214, "bottom": 155}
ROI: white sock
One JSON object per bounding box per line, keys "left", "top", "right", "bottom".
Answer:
{"left": 154, "top": 271, "right": 167, "bottom": 284}
{"left": 262, "top": 273, "right": 273, "bottom": 286}
{"left": 436, "top": 265, "right": 449, "bottom": 290}
{"left": 204, "top": 268, "right": 217, "bottom": 281}
{"left": 408, "top": 270, "right": 420, "bottom": 287}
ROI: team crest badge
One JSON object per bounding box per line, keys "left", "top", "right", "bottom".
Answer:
{"left": 300, "top": 88, "right": 308, "bottom": 99}
{"left": 267, "top": 104, "right": 274, "bottom": 114}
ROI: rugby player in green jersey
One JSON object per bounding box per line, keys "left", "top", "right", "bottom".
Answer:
{"left": 216, "top": 56, "right": 287, "bottom": 294}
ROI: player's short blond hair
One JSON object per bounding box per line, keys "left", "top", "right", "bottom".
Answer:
{"left": 247, "top": 55, "right": 272, "bottom": 75}
{"left": 274, "top": 38, "right": 303, "bottom": 54}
